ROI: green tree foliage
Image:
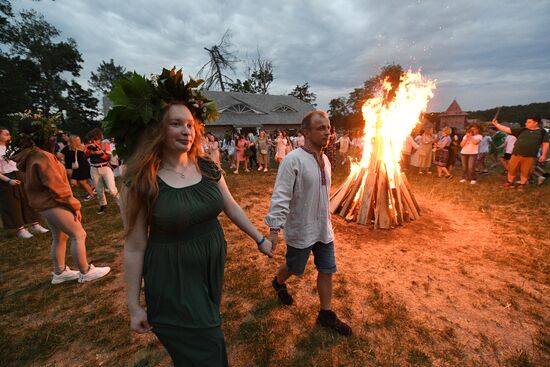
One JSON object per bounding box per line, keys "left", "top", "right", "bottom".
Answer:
{"left": 89, "top": 59, "right": 132, "bottom": 95}
{"left": 0, "top": 3, "right": 98, "bottom": 133}
{"left": 228, "top": 51, "right": 274, "bottom": 94}
{"left": 328, "top": 97, "right": 348, "bottom": 128}
{"left": 289, "top": 82, "right": 317, "bottom": 106}
{"left": 63, "top": 81, "right": 99, "bottom": 135}
{"left": 468, "top": 102, "right": 550, "bottom": 124}
{"left": 228, "top": 78, "right": 257, "bottom": 93}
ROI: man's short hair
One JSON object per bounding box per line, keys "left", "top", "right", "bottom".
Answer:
{"left": 301, "top": 110, "right": 328, "bottom": 131}
{"left": 528, "top": 116, "right": 541, "bottom": 124}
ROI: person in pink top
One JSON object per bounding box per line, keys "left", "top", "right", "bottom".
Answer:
{"left": 233, "top": 133, "right": 250, "bottom": 174}
{"left": 275, "top": 130, "right": 289, "bottom": 163}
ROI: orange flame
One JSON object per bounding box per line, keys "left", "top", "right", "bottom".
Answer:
{"left": 353, "top": 70, "right": 436, "bottom": 188}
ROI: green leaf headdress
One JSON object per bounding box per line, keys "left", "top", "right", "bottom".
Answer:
{"left": 3, "top": 111, "right": 60, "bottom": 160}
{"left": 103, "top": 67, "right": 219, "bottom": 160}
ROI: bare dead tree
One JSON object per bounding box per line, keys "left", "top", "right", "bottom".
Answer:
{"left": 250, "top": 49, "right": 274, "bottom": 94}
{"left": 197, "top": 29, "right": 238, "bottom": 91}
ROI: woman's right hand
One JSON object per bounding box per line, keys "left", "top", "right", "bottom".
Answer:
{"left": 8, "top": 179, "right": 21, "bottom": 186}
{"left": 129, "top": 306, "right": 152, "bottom": 333}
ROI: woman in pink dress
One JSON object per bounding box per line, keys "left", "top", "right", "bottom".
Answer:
{"left": 233, "top": 133, "right": 250, "bottom": 174}
{"left": 275, "top": 131, "right": 288, "bottom": 163}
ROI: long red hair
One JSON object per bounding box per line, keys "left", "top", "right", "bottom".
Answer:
{"left": 122, "top": 102, "right": 205, "bottom": 237}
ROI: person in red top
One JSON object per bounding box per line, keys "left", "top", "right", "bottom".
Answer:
{"left": 86, "top": 128, "right": 118, "bottom": 214}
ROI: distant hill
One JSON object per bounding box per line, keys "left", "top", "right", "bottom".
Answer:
{"left": 467, "top": 101, "right": 550, "bottom": 124}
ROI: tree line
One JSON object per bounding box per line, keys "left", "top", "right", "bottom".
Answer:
{"left": 467, "top": 102, "right": 550, "bottom": 125}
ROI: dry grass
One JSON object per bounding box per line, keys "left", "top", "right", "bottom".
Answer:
{"left": 0, "top": 161, "right": 548, "bottom": 366}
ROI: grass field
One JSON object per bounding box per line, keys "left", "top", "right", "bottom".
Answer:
{"left": 1, "top": 161, "right": 548, "bottom": 366}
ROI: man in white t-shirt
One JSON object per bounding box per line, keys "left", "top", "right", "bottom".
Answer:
{"left": 459, "top": 125, "right": 482, "bottom": 184}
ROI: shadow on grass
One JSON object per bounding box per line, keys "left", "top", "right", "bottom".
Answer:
{"left": 231, "top": 298, "right": 279, "bottom": 366}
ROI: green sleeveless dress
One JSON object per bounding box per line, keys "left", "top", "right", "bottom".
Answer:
{"left": 143, "top": 158, "right": 228, "bottom": 366}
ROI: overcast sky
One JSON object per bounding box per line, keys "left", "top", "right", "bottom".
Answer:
{"left": 14, "top": 0, "right": 550, "bottom": 112}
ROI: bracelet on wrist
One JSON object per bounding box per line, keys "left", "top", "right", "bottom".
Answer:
{"left": 256, "top": 236, "right": 266, "bottom": 246}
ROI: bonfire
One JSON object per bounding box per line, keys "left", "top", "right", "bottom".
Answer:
{"left": 329, "top": 71, "right": 436, "bottom": 229}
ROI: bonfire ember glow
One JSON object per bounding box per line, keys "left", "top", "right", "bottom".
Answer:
{"left": 330, "top": 70, "right": 436, "bottom": 228}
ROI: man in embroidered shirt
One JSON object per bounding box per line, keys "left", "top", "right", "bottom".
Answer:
{"left": 265, "top": 110, "right": 352, "bottom": 336}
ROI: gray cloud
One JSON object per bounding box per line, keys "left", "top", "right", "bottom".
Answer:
{"left": 13, "top": 0, "right": 550, "bottom": 112}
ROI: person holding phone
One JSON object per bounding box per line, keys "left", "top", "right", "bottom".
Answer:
{"left": 86, "top": 128, "right": 118, "bottom": 214}
{"left": 459, "top": 125, "right": 482, "bottom": 184}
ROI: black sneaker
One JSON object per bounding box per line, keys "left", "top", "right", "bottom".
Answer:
{"left": 272, "top": 276, "right": 293, "bottom": 305}
{"left": 97, "top": 205, "right": 107, "bottom": 214}
{"left": 316, "top": 310, "right": 352, "bottom": 336}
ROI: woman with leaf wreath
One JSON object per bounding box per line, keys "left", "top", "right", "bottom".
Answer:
{"left": 111, "top": 68, "right": 273, "bottom": 366}
{"left": 8, "top": 114, "right": 111, "bottom": 284}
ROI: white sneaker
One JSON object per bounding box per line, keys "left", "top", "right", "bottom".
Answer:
{"left": 29, "top": 223, "right": 49, "bottom": 234}
{"left": 263, "top": 168, "right": 268, "bottom": 172}
{"left": 537, "top": 176, "right": 546, "bottom": 185}
{"left": 78, "top": 264, "right": 111, "bottom": 283}
{"left": 51, "top": 266, "right": 80, "bottom": 284}
{"left": 16, "top": 228, "right": 33, "bottom": 239}
{"left": 470, "top": 180, "right": 477, "bottom": 185}
{"left": 459, "top": 179, "right": 466, "bottom": 183}
{"left": 257, "top": 166, "right": 263, "bottom": 171}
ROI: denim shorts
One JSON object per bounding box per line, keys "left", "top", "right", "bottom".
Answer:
{"left": 285, "top": 241, "right": 337, "bottom": 276}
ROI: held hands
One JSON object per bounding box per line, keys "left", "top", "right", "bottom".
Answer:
{"left": 268, "top": 230, "right": 279, "bottom": 254}
{"left": 8, "top": 179, "right": 21, "bottom": 186}
{"left": 258, "top": 237, "right": 274, "bottom": 257}
{"left": 129, "top": 306, "right": 152, "bottom": 334}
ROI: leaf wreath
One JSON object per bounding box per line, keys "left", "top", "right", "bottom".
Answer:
{"left": 102, "top": 67, "right": 219, "bottom": 160}
{"left": 3, "top": 111, "right": 60, "bottom": 160}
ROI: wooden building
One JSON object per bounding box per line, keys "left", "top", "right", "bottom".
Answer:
{"left": 439, "top": 99, "right": 468, "bottom": 131}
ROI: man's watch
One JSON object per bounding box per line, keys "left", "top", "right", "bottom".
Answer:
{"left": 269, "top": 228, "right": 280, "bottom": 233}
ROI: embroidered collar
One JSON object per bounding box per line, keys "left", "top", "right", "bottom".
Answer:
{"left": 300, "top": 146, "right": 327, "bottom": 186}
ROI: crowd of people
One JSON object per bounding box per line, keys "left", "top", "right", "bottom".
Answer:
{"left": 200, "top": 127, "right": 368, "bottom": 174}
{"left": 402, "top": 118, "right": 548, "bottom": 188}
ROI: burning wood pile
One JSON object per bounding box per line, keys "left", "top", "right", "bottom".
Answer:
{"left": 330, "top": 71, "right": 435, "bottom": 229}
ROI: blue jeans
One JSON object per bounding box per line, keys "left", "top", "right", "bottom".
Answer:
{"left": 461, "top": 154, "right": 478, "bottom": 180}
